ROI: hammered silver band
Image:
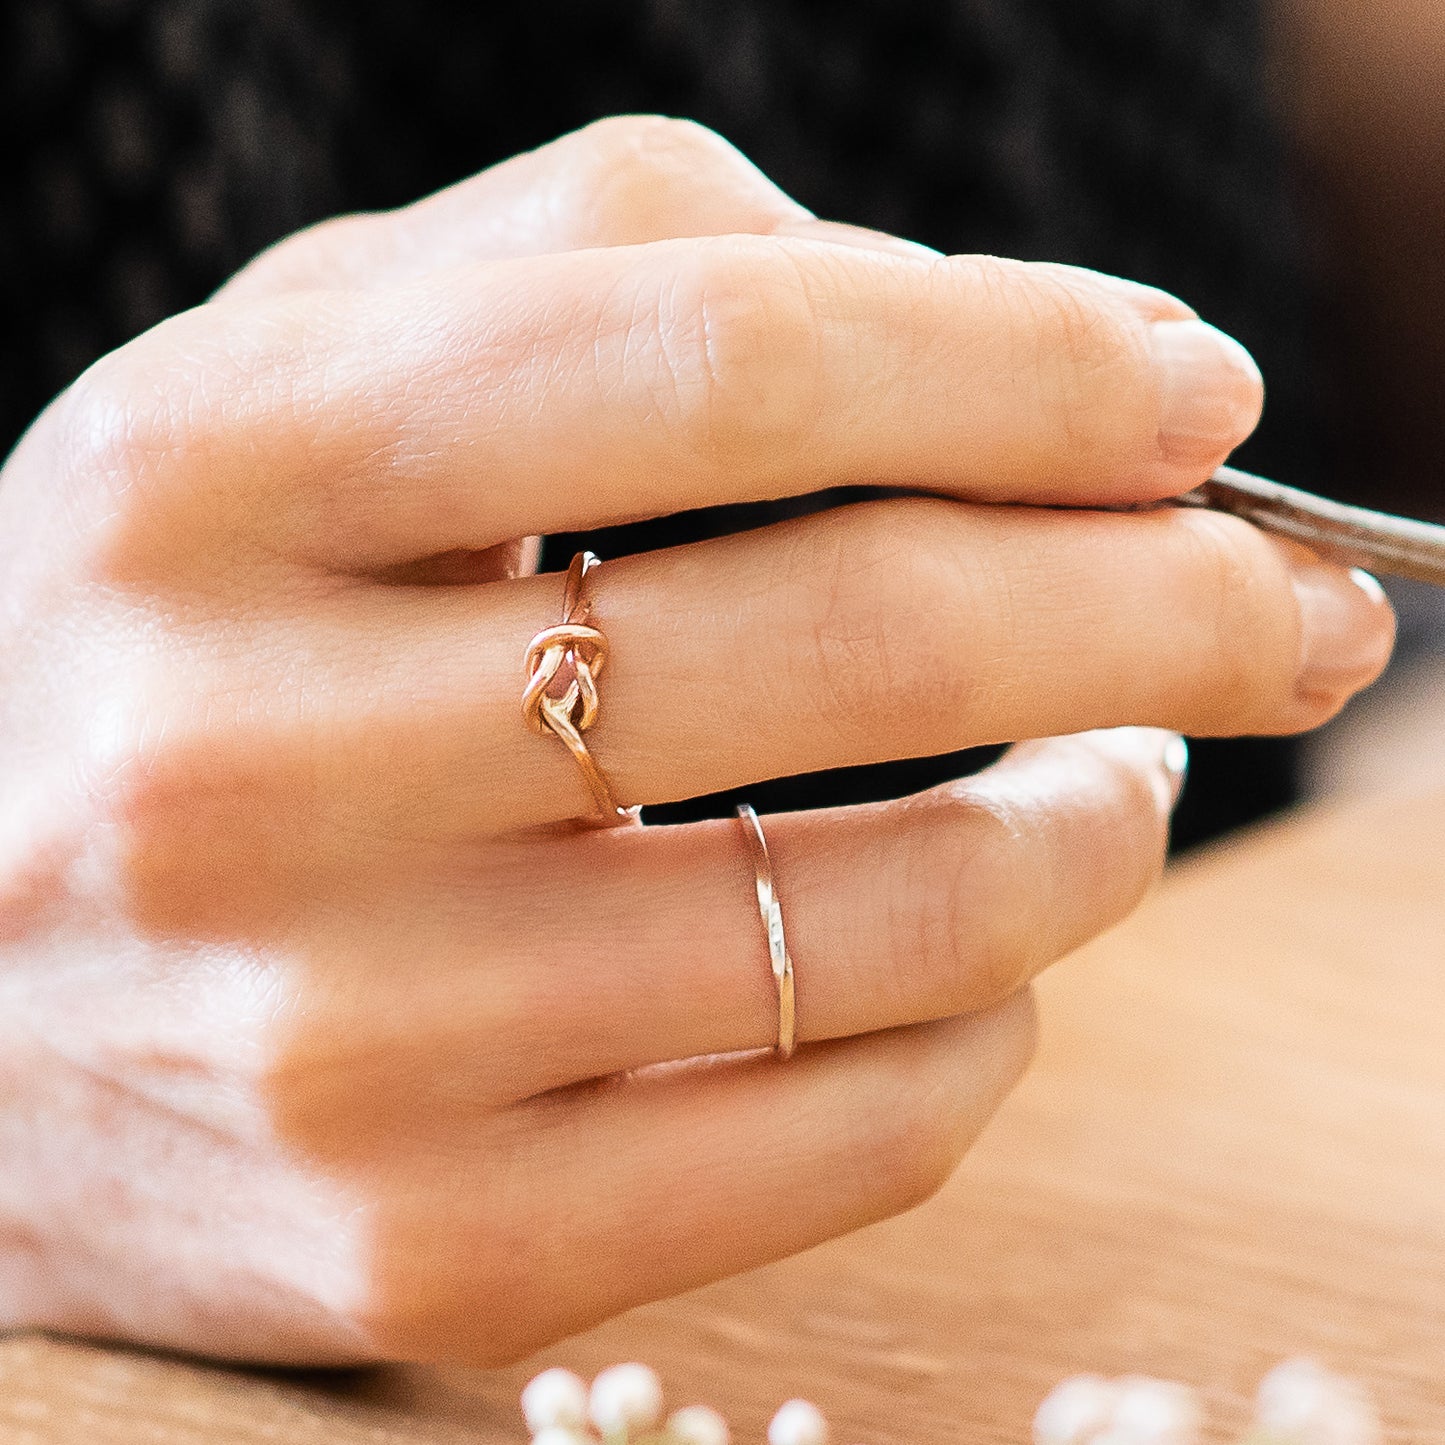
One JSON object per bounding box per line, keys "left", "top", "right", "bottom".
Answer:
{"left": 735, "top": 803, "right": 797, "bottom": 1059}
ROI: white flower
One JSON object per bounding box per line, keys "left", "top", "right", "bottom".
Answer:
{"left": 1034, "top": 1375, "right": 1120, "bottom": 1444}
{"left": 1257, "top": 1358, "right": 1335, "bottom": 1432}
{"left": 1109, "top": 1377, "right": 1201, "bottom": 1444}
{"left": 522, "top": 1369, "right": 591, "bottom": 1435}
{"left": 590, "top": 1364, "right": 665, "bottom": 1437}
{"left": 666, "top": 1404, "right": 730, "bottom": 1445}
{"left": 1034, "top": 1374, "right": 1198, "bottom": 1445}
{"left": 1254, "top": 1359, "right": 1380, "bottom": 1445}
{"left": 767, "top": 1399, "right": 829, "bottom": 1445}
{"left": 532, "top": 1428, "right": 587, "bottom": 1445}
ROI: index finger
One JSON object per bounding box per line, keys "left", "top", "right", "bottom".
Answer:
{"left": 215, "top": 115, "right": 817, "bottom": 300}
{"left": 83, "top": 234, "right": 1260, "bottom": 572}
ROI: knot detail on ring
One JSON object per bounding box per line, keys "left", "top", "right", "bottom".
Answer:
{"left": 522, "top": 621, "right": 609, "bottom": 740}
{"left": 522, "top": 551, "right": 637, "bottom": 826}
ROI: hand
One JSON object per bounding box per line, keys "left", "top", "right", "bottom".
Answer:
{"left": 0, "top": 118, "right": 1393, "bottom": 1366}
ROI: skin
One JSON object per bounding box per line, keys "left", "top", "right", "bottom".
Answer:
{"left": 0, "top": 117, "right": 1395, "bottom": 1366}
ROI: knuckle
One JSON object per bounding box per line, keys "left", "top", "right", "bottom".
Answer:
{"left": 856, "top": 997, "right": 1042, "bottom": 1218}
{"left": 263, "top": 1024, "right": 550, "bottom": 1366}
{"left": 584, "top": 113, "right": 734, "bottom": 172}
{"left": 866, "top": 1076, "right": 973, "bottom": 1213}
{"left": 787, "top": 500, "right": 979, "bottom": 755}
{"left": 1055, "top": 733, "right": 1172, "bottom": 853}
{"left": 50, "top": 338, "right": 188, "bottom": 519}
{"left": 1036, "top": 283, "right": 1153, "bottom": 467}
{"left": 48, "top": 303, "right": 308, "bottom": 584}
{"left": 1174, "top": 510, "right": 1297, "bottom": 725}
{"left": 221, "top": 214, "right": 368, "bottom": 298}
{"left": 103, "top": 717, "right": 313, "bottom": 937}
{"left": 974, "top": 257, "right": 1155, "bottom": 472}
{"left": 1048, "top": 739, "right": 1171, "bottom": 920}
{"left": 350, "top": 1140, "right": 556, "bottom": 1367}
{"left": 358, "top": 1242, "right": 546, "bottom": 1368}
{"left": 568, "top": 116, "right": 747, "bottom": 242}
{"left": 919, "top": 797, "right": 1038, "bottom": 1010}
{"left": 884, "top": 742, "right": 1172, "bottom": 1023}
{"left": 260, "top": 1010, "right": 372, "bottom": 1162}
{"left": 655, "top": 238, "right": 824, "bottom": 472}
{"left": 885, "top": 998, "right": 1041, "bottom": 1178}
{"left": 1102, "top": 745, "right": 1174, "bottom": 852}
{"left": 45, "top": 354, "right": 214, "bottom": 590}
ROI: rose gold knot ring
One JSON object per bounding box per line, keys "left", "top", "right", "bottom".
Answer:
{"left": 523, "top": 551, "right": 639, "bottom": 827}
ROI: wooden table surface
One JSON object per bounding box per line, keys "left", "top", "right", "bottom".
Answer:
{"left": 4, "top": 787, "right": 1445, "bottom": 1443}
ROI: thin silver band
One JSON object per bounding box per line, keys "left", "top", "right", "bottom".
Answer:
{"left": 735, "top": 804, "right": 797, "bottom": 1059}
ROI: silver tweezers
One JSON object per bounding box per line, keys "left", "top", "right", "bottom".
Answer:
{"left": 1182, "top": 467, "right": 1445, "bottom": 588}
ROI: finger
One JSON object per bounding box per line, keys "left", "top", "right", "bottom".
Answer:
{"left": 354, "top": 994, "right": 1037, "bottom": 1364}
{"left": 208, "top": 117, "right": 830, "bottom": 592}
{"left": 293, "top": 729, "right": 1179, "bottom": 1105}
{"left": 100, "top": 235, "right": 1248, "bottom": 573}
{"left": 329, "top": 498, "right": 1388, "bottom": 836}
{"left": 217, "top": 115, "right": 816, "bottom": 300}
{"left": 513, "top": 728, "right": 1182, "bottom": 1087}
{"left": 113, "top": 500, "right": 1392, "bottom": 924}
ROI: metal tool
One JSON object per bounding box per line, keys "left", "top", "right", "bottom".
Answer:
{"left": 1181, "top": 467, "right": 1445, "bottom": 588}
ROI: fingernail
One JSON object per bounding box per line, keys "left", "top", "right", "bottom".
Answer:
{"left": 1161, "top": 733, "right": 1189, "bottom": 806}
{"left": 1290, "top": 560, "right": 1395, "bottom": 700}
{"left": 1150, "top": 319, "right": 1264, "bottom": 464}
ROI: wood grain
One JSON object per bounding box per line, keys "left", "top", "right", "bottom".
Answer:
{"left": 3, "top": 787, "right": 1445, "bottom": 1443}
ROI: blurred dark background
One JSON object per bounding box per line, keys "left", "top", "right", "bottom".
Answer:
{"left": 6, "top": 0, "right": 1440, "bottom": 846}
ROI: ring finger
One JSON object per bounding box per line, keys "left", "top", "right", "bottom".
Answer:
{"left": 126, "top": 494, "right": 1389, "bottom": 900}
{"left": 280, "top": 728, "right": 1182, "bottom": 1120}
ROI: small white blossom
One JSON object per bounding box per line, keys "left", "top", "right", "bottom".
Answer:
{"left": 666, "top": 1404, "right": 731, "bottom": 1445}
{"left": 767, "top": 1399, "right": 829, "bottom": 1445}
{"left": 1035, "top": 1373, "right": 1198, "bottom": 1445}
{"left": 523, "top": 1369, "right": 591, "bottom": 1435}
{"left": 532, "top": 1428, "right": 587, "bottom": 1445}
{"left": 1257, "top": 1358, "right": 1335, "bottom": 1431}
{"left": 1034, "top": 1375, "right": 1121, "bottom": 1444}
{"left": 1254, "top": 1359, "right": 1380, "bottom": 1445}
{"left": 590, "top": 1364, "right": 665, "bottom": 1437}
{"left": 1109, "top": 1377, "right": 1201, "bottom": 1444}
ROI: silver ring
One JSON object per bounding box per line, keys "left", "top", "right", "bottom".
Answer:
{"left": 735, "top": 804, "right": 797, "bottom": 1059}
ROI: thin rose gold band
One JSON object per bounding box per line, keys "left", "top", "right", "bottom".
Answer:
{"left": 736, "top": 803, "right": 797, "bottom": 1059}
{"left": 522, "top": 551, "right": 639, "bottom": 827}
